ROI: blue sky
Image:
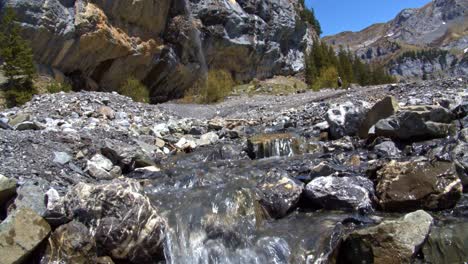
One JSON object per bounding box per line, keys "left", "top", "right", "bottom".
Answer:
{"left": 306, "top": 0, "right": 431, "bottom": 37}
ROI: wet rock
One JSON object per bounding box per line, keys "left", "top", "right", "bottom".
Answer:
{"left": 305, "top": 176, "right": 375, "bottom": 212}
{"left": 247, "top": 133, "right": 299, "bottom": 159}
{"left": 376, "top": 160, "right": 462, "bottom": 212}
{"left": 452, "top": 141, "right": 468, "bottom": 190}
{"left": 258, "top": 173, "right": 304, "bottom": 218}
{"left": 326, "top": 101, "right": 370, "bottom": 139}
{"left": 422, "top": 222, "right": 468, "bottom": 263}
{"left": 41, "top": 221, "right": 97, "bottom": 264}
{"left": 374, "top": 141, "right": 401, "bottom": 158}
{"left": 0, "top": 208, "right": 51, "bottom": 264}
{"left": 359, "top": 96, "right": 399, "bottom": 138}
{"left": 337, "top": 210, "right": 433, "bottom": 264}
{"left": 0, "top": 175, "right": 16, "bottom": 208}
{"left": 64, "top": 180, "right": 166, "bottom": 263}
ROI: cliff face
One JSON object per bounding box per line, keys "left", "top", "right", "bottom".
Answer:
{"left": 0, "top": 0, "right": 314, "bottom": 102}
{"left": 324, "top": 0, "right": 467, "bottom": 79}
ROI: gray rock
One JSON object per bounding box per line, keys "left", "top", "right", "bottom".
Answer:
{"left": 374, "top": 141, "right": 401, "bottom": 158}
{"left": 64, "top": 180, "right": 166, "bottom": 263}
{"left": 376, "top": 160, "right": 462, "bottom": 211}
{"left": 0, "top": 175, "right": 16, "bottom": 208}
{"left": 12, "top": 182, "right": 48, "bottom": 217}
{"left": 0, "top": 119, "right": 12, "bottom": 130}
{"left": 197, "top": 132, "right": 219, "bottom": 146}
{"left": 375, "top": 110, "right": 454, "bottom": 141}
{"left": 338, "top": 210, "right": 433, "bottom": 264}
{"left": 359, "top": 96, "right": 399, "bottom": 138}
{"left": 15, "top": 121, "right": 43, "bottom": 131}
{"left": 53, "top": 151, "right": 72, "bottom": 165}
{"left": 326, "top": 101, "right": 370, "bottom": 139}
{"left": 305, "top": 176, "right": 375, "bottom": 212}
{"left": 86, "top": 154, "right": 116, "bottom": 180}
{"left": 0, "top": 208, "right": 51, "bottom": 264}
{"left": 8, "top": 113, "right": 30, "bottom": 127}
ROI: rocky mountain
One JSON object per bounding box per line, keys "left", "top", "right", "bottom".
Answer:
{"left": 324, "top": 0, "right": 468, "bottom": 79}
{"left": 0, "top": 0, "right": 314, "bottom": 102}
{"left": 0, "top": 78, "right": 467, "bottom": 263}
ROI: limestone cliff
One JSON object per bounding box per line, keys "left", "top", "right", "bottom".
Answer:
{"left": 0, "top": 0, "right": 314, "bottom": 102}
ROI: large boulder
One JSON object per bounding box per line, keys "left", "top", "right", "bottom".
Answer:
{"left": 359, "top": 96, "right": 399, "bottom": 138}
{"left": 63, "top": 180, "right": 166, "bottom": 263}
{"left": 326, "top": 101, "right": 370, "bottom": 139}
{"left": 337, "top": 210, "right": 433, "bottom": 264}
{"left": 41, "top": 221, "right": 98, "bottom": 264}
{"left": 304, "top": 176, "right": 375, "bottom": 213}
{"left": 376, "top": 160, "right": 462, "bottom": 212}
{"left": 375, "top": 106, "right": 455, "bottom": 141}
{"left": 422, "top": 222, "right": 468, "bottom": 263}
{"left": 0, "top": 208, "right": 51, "bottom": 264}
{"left": 452, "top": 141, "right": 468, "bottom": 190}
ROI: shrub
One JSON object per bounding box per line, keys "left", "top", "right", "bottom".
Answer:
{"left": 118, "top": 77, "right": 150, "bottom": 103}
{"left": 199, "top": 70, "right": 235, "bottom": 104}
{"left": 46, "top": 81, "right": 72, "bottom": 94}
{"left": 312, "top": 66, "right": 339, "bottom": 90}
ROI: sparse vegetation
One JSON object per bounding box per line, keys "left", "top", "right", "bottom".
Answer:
{"left": 298, "top": 0, "right": 322, "bottom": 35}
{"left": 46, "top": 80, "right": 72, "bottom": 94}
{"left": 182, "top": 70, "right": 235, "bottom": 104}
{"left": 305, "top": 40, "right": 395, "bottom": 90}
{"left": 395, "top": 49, "right": 449, "bottom": 64}
{"left": 118, "top": 77, "right": 150, "bottom": 103}
{"left": 0, "top": 7, "right": 37, "bottom": 106}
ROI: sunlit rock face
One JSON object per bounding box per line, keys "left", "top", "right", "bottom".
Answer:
{"left": 1, "top": 0, "right": 314, "bottom": 102}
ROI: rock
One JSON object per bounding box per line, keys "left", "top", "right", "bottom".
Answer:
{"left": 452, "top": 141, "right": 468, "bottom": 190}
{"left": 376, "top": 160, "right": 462, "bottom": 211}
{"left": 0, "top": 175, "right": 16, "bottom": 208}
{"left": 422, "top": 222, "right": 468, "bottom": 263}
{"left": 152, "top": 123, "right": 170, "bottom": 137}
{"left": 64, "top": 180, "right": 166, "bottom": 263}
{"left": 326, "top": 101, "right": 370, "bottom": 139}
{"left": 0, "top": 208, "right": 51, "bottom": 264}
{"left": 101, "top": 140, "right": 155, "bottom": 171}
{"left": 43, "top": 188, "right": 69, "bottom": 227}
{"left": 97, "top": 256, "right": 115, "bottom": 264}
{"left": 155, "top": 137, "right": 166, "bottom": 148}
{"left": 197, "top": 132, "right": 219, "bottom": 146}
{"left": 175, "top": 137, "right": 197, "bottom": 151}
{"left": 374, "top": 141, "right": 401, "bottom": 158}
{"left": 359, "top": 96, "right": 399, "bottom": 138}
{"left": 0, "top": 119, "right": 12, "bottom": 130}
{"left": 15, "top": 121, "right": 43, "bottom": 131}
{"left": 258, "top": 173, "right": 304, "bottom": 218}
{"left": 8, "top": 113, "right": 30, "bottom": 127}
{"left": 86, "top": 154, "right": 117, "bottom": 180}
{"left": 98, "top": 106, "right": 115, "bottom": 120}
{"left": 375, "top": 110, "right": 454, "bottom": 141}
{"left": 337, "top": 210, "right": 433, "bottom": 264}
{"left": 53, "top": 151, "right": 72, "bottom": 165}
{"left": 305, "top": 176, "right": 375, "bottom": 213}
{"left": 12, "top": 182, "right": 47, "bottom": 217}
{"left": 41, "top": 221, "right": 98, "bottom": 264}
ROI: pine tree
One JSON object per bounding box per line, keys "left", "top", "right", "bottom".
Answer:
{"left": 0, "top": 7, "right": 35, "bottom": 87}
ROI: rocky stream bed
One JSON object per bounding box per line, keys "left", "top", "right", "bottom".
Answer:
{"left": 0, "top": 78, "right": 467, "bottom": 264}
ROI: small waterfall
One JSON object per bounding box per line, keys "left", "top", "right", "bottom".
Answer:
{"left": 247, "top": 134, "right": 301, "bottom": 159}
